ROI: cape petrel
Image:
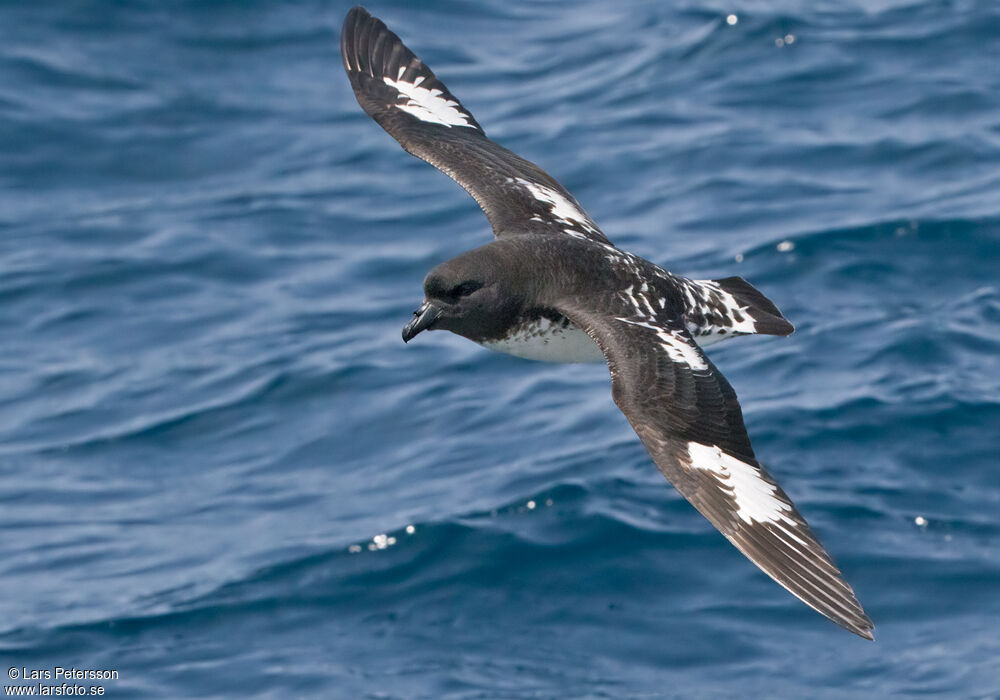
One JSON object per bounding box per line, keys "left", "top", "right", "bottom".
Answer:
{"left": 341, "top": 6, "right": 873, "bottom": 639}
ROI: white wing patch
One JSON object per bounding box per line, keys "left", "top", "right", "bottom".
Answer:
{"left": 512, "top": 178, "right": 599, "bottom": 238}
{"left": 383, "top": 69, "right": 476, "bottom": 128}
{"left": 617, "top": 318, "right": 709, "bottom": 371}
{"left": 686, "top": 442, "right": 797, "bottom": 527}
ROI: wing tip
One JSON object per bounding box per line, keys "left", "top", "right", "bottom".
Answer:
{"left": 340, "top": 6, "right": 377, "bottom": 76}
{"left": 783, "top": 552, "right": 876, "bottom": 641}
{"left": 837, "top": 610, "right": 875, "bottom": 640}
{"left": 771, "top": 559, "right": 875, "bottom": 640}
{"left": 344, "top": 5, "right": 370, "bottom": 25}
{"left": 819, "top": 585, "right": 874, "bottom": 640}
{"left": 836, "top": 595, "right": 875, "bottom": 641}
{"left": 711, "top": 486, "right": 875, "bottom": 642}
{"left": 339, "top": 6, "right": 485, "bottom": 134}
{"left": 854, "top": 622, "right": 876, "bottom": 641}
{"left": 341, "top": 6, "right": 401, "bottom": 79}
{"left": 769, "top": 531, "right": 876, "bottom": 641}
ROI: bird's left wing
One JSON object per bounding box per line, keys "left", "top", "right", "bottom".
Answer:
{"left": 560, "top": 297, "right": 874, "bottom": 639}
{"left": 340, "top": 7, "right": 611, "bottom": 245}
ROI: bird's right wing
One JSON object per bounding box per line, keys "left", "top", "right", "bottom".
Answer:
{"left": 560, "top": 298, "right": 874, "bottom": 639}
{"left": 341, "top": 7, "right": 611, "bottom": 245}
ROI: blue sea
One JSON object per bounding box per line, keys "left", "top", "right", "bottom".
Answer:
{"left": 2, "top": 1, "right": 999, "bottom": 697}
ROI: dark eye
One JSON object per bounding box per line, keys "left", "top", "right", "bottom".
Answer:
{"left": 451, "top": 280, "right": 483, "bottom": 298}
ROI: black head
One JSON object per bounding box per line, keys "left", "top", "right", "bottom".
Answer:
{"left": 401, "top": 244, "right": 531, "bottom": 343}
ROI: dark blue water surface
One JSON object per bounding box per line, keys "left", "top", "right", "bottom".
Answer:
{"left": 2, "top": 1, "right": 999, "bottom": 697}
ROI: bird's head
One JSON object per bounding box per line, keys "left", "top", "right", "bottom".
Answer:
{"left": 402, "top": 245, "right": 529, "bottom": 344}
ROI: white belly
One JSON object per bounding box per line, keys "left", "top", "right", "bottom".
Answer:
{"left": 480, "top": 317, "right": 604, "bottom": 363}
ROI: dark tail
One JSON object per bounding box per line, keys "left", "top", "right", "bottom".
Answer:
{"left": 712, "top": 276, "right": 794, "bottom": 336}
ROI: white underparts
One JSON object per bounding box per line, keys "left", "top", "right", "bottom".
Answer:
{"left": 481, "top": 317, "right": 603, "bottom": 363}
{"left": 383, "top": 68, "right": 476, "bottom": 128}
{"left": 686, "top": 442, "right": 798, "bottom": 528}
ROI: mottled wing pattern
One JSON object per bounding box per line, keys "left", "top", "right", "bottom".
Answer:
{"left": 560, "top": 295, "right": 874, "bottom": 639}
{"left": 340, "top": 7, "right": 611, "bottom": 244}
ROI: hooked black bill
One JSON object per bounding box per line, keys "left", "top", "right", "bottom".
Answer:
{"left": 402, "top": 301, "right": 443, "bottom": 342}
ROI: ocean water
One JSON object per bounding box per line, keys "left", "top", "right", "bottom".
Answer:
{"left": 2, "top": 0, "right": 999, "bottom": 697}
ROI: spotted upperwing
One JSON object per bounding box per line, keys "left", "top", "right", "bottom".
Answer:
{"left": 340, "top": 6, "right": 611, "bottom": 245}
{"left": 561, "top": 298, "right": 875, "bottom": 639}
